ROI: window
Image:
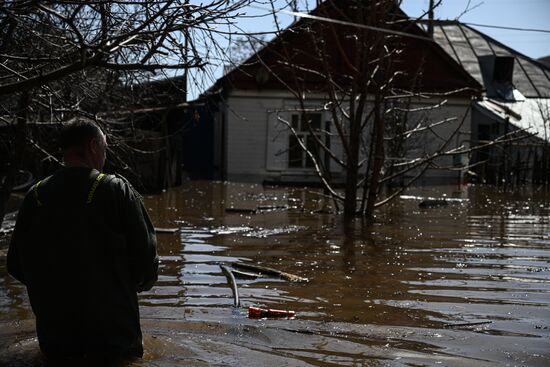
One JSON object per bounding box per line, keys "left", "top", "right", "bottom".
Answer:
{"left": 288, "top": 113, "right": 323, "bottom": 168}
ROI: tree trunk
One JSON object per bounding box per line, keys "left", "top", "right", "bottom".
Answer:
{"left": 344, "top": 109, "right": 362, "bottom": 217}
{"left": 365, "top": 94, "right": 385, "bottom": 221}
{"left": 0, "top": 92, "right": 29, "bottom": 225}
{"left": 343, "top": 158, "right": 358, "bottom": 217}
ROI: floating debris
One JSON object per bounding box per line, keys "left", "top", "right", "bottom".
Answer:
{"left": 225, "top": 205, "right": 289, "bottom": 214}
{"left": 155, "top": 227, "right": 179, "bottom": 234}
{"left": 225, "top": 207, "right": 257, "bottom": 214}
{"left": 233, "top": 262, "right": 309, "bottom": 283}
{"left": 400, "top": 195, "right": 468, "bottom": 203}
{"left": 256, "top": 205, "right": 288, "bottom": 212}
{"left": 248, "top": 306, "right": 295, "bottom": 319}
{"left": 245, "top": 225, "right": 307, "bottom": 238}
{"left": 418, "top": 199, "right": 448, "bottom": 208}
{"left": 244, "top": 192, "right": 280, "bottom": 201}
{"left": 444, "top": 320, "right": 492, "bottom": 328}
{"left": 180, "top": 227, "right": 212, "bottom": 234}
{"left": 230, "top": 268, "right": 263, "bottom": 279}
{"left": 219, "top": 261, "right": 304, "bottom": 310}
{"left": 210, "top": 226, "right": 252, "bottom": 235}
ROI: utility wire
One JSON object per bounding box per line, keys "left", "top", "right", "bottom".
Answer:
{"left": 249, "top": 5, "right": 435, "bottom": 42}
{"left": 409, "top": 17, "right": 550, "bottom": 34}
{"left": 251, "top": 5, "right": 550, "bottom": 40}
{"left": 463, "top": 22, "right": 550, "bottom": 34}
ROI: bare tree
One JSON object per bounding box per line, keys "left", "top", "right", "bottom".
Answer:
{"left": 0, "top": 0, "right": 254, "bottom": 224}
{"left": 228, "top": 35, "right": 267, "bottom": 67}
{"left": 250, "top": 0, "right": 530, "bottom": 220}
{"left": 530, "top": 99, "right": 550, "bottom": 186}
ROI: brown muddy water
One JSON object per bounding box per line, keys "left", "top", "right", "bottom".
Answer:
{"left": 0, "top": 181, "right": 549, "bottom": 366}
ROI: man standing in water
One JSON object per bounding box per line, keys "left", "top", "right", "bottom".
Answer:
{"left": 7, "top": 118, "right": 158, "bottom": 363}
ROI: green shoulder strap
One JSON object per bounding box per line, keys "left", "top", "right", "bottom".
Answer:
{"left": 86, "top": 173, "right": 105, "bottom": 204}
{"left": 32, "top": 173, "right": 105, "bottom": 206}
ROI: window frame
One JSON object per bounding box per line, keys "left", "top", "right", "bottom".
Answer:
{"left": 287, "top": 112, "right": 325, "bottom": 170}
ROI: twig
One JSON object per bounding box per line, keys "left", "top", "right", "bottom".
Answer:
{"left": 232, "top": 262, "right": 309, "bottom": 283}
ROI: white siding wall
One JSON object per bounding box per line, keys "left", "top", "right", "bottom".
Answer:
{"left": 223, "top": 91, "right": 472, "bottom": 184}
{"left": 225, "top": 95, "right": 283, "bottom": 182}
{"left": 399, "top": 100, "right": 472, "bottom": 184}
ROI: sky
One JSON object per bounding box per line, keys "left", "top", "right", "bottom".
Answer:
{"left": 188, "top": 0, "right": 550, "bottom": 99}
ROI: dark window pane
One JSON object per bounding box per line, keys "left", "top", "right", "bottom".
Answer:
{"left": 288, "top": 135, "right": 303, "bottom": 168}
{"left": 305, "top": 135, "right": 319, "bottom": 168}
{"left": 291, "top": 114, "right": 299, "bottom": 130}
{"left": 478, "top": 124, "right": 491, "bottom": 140}
{"left": 302, "top": 113, "right": 321, "bottom": 131}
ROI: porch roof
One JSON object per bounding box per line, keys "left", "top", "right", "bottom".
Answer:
{"left": 475, "top": 97, "right": 550, "bottom": 142}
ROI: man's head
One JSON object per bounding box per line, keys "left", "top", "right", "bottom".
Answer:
{"left": 59, "top": 118, "right": 107, "bottom": 171}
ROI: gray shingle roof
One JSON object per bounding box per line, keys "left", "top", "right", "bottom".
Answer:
{"left": 539, "top": 56, "right": 550, "bottom": 68}
{"left": 430, "top": 21, "right": 550, "bottom": 98}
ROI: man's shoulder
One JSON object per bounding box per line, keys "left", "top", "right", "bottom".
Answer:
{"left": 24, "top": 174, "right": 54, "bottom": 204}
{"left": 102, "top": 173, "right": 128, "bottom": 187}
{"left": 101, "top": 173, "right": 142, "bottom": 199}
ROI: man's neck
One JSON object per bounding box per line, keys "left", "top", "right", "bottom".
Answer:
{"left": 63, "top": 155, "right": 94, "bottom": 169}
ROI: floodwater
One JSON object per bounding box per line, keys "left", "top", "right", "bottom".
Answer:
{"left": 0, "top": 181, "right": 549, "bottom": 366}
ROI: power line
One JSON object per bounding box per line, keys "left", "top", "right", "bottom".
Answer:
{"left": 463, "top": 22, "right": 550, "bottom": 34}
{"left": 252, "top": 4, "right": 550, "bottom": 40}
{"left": 250, "top": 5, "right": 435, "bottom": 42}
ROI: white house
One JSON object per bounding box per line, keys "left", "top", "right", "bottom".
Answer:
{"left": 428, "top": 20, "right": 550, "bottom": 184}
{"left": 198, "top": 1, "right": 483, "bottom": 185}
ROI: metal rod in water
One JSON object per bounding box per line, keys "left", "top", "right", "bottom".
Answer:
{"left": 220, "top": 265, "right": 240, "bottom": 307}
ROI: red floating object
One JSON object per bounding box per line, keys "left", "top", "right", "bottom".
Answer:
{"left": 248, "top": 306, "right": 295, "bottom": 319}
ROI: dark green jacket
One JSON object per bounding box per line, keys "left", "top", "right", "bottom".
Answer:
{"left": 7, "top": 167, "right": 158, "bottom": 358}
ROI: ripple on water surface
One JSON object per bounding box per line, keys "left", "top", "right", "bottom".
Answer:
{"left": 1, "top": 183, "right": 549, "bottom": 366}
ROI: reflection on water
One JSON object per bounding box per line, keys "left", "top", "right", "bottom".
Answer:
{"left": 1, "top": 182, "right": 549, "bottom": 366}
